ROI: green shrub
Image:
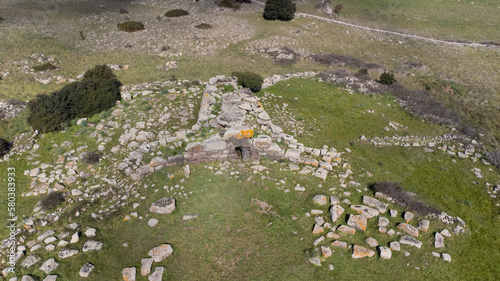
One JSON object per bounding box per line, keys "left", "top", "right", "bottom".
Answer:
{"left": 333, "top": 4, "right": 343, "bottom": 14}
{"left": 0, "top": 138, "right": 10, "bottom": 157}
{"left": 218, "top": 0, "right": 241, "bottom": 9}
{"left": 195, "top": 23, "right": 213, "bottom": 29}
{"left": 40, "top": 192, "right": 64, "bottom": 211}
{"left": 82, "top": 151, "right": 101, "bottom": 164}
{"left": 263, "top": 0, "right": 296, "bottom": 21}
{"left": 164, "top": 9, "right": 189, "bottom": 17}
{"left": 33, "top": 63, "right": 57, "bottom": 72}
{"left": 379, "top": 72, "right": 396, "bottom": 85}
{"left": 232, "top": 71, "right": 263, "bottom": 92}
{"left": 117, "top": 21, "right": 145, "bottom": 32}
{"left": 27, "top": 65, "right": 122, "bottom": 133}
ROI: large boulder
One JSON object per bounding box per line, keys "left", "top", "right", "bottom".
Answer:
{"left": 150, "top": 197, "right": 176, "bottom": 214}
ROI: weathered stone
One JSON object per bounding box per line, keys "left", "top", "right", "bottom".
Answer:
{"left": 347, "top": 215, "right": 367, "bottom": 231}
{"left": 149, "top": 157, "right": 167, "bottom": 168}
{"left": 148, "top": 267, "right": 165, "bottom": 281}
{"left": 223, "top": 126, "right": 254, "bottom": 141}
{"left": 314, "top": 216, "right": 325, "bottom": 226}
{"left": 378, "top": 246, "right": 392, "bottom": 260}
{"left": 442, "top": 253, "right": 451, "bottom": 262}
{"left": 327, "top": 232, "right": 340, "bottom": 239}
{"left": 148, "top": 244, "right": 173, "bottom": 262}
{"left": 312, "top": 195, "right": 328, "bottom": 205}
{"left": 417, "top": 220, "right": 430, "bottom": 232}
{"left": 330, "top": 196, "right": 340, "bottom": 205}
{"left": 70, "top": 232, "right": 80, "bottom": 244}
{"left": 184, "top": 164, "right": 191, "bottom": 178}
{"left": 366, "top": 237, "right": 378, "bottom": 247}
{"left": 122, "top": 267, "right": 136, "bottom": 281}
{"left": 313, "top": 236, "right": 325, "bottom": 246}
{"left": 350, "top": 205, "right": 379, "bottom": 218}
{"left": 399, "top": 236, "right": 422, "bottom": 248}
{"left": 79, "top": 263, "right": 94, "bottom": 278}
{"left": 44, "top": 236, "right": 57, "bottom": 244}
{"left": 397, "top": 223, "right": 419, "bottom": 237}
{"left": 404, "top": 212, "right": 415, "bottom": 223}
{"left": 352, "top": 245, "right": 375, "bottom": 259}
{"left": 309, "top": 257, "right": 321, "bottom": 267}
{"left": 21, "top": 255, "right": 41, "bottom": 268}
{"left": 37, "top": 230, "right": 56, "bottom": 242}
{"left": 58, "top": 248, "right": 79, "bottom": 258}
{"left": 321, "top": 246, "right": 332, "bottom": 258}
{"left": 434, "top": 233, "right": 445, "bottom": 248}
{"left": 39, "top": 258, "right": 58, "bottom": 274}
{"left": 329, "top": 205, "right": 344, "bottom": 222}
{"left": 331, "top": 240, "right": 348, "bottom": 249}
{"left": 21, "top": 276, "right": 35, "bottom": 281}
{"left": 378, "top": 216, "right": 390, "bottom": 227}
{"left": 363, "top": 196, "right": 388, "bottom": 213}
{"left": 441, "top": 229, "right": 452, "bottom": 238}
{"left": 84, "top": 228, "right": 96, "bottom": 238}
{"left": 82, "top": 241, "right": 103, "bottom": 252}
{"left": 202, "top": 136, "right": 227, "bottom": 151}
{"left": 314, "top": 167, "right": 328, "bottom": 180}
{"left": 390, "top": 209, "right": 398, "bottom": 217}
{"left": 284, "top": 149, "right": 301, "bottom": 161}
{"left": 432, "top": 252, "right": 440, "bottom": 258}
{"left": 312, "top": 224, "right": 325, "bottom": 234}
{"left": 148, "top": 218, "right": 159, "bottom": 227}
{"left": 182, "top": 214, "right": 199, "bottom": 220}
{"left": 43, "top": 275, "right": 58, "bottom": 281}
{"left": 389, "top": 241, "right": 400, "bottom": 251}
{"left": 150, "top": 197, "right": 176, "bottom": 214}
{"left": 141, "top": 258, "right": 153, "bottom": 276}
{"left": 337, "top": 225, "right": 356, "bottom": 235}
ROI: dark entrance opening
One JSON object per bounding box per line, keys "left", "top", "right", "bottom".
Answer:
{"left": 235, "top": 147, "right": 243, "bottom": 159}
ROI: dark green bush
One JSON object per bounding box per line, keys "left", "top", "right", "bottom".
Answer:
{"left": 232, "top": 71, "right": 263, "bottom": 92}
{"left": 263, "top": 0, "right": 296, "bottom": 21}
{"left": 164, "top": 9, "right": 189, "bottom": 17}
{"left": 333, "top": 4, "right": 343, "bottom": 14}
{"left": 33, "top": 63, "right": 57, "bottom": 72}
{"left": 218, "top": 0, "right": 241, "bottom": 9}
{"left": 27, "top": 65, "right": 122, "bottom": 133}
{"left": 195, "top": 23, "right": 213, "bottom": 29}
{"left": 82, "top": 151, "right": 101, "bottom": 164}
{"left": 40, "top": 192, "right": 64, "bottom": 211}
{"left": 117, "top": 21, "right": 145, "bottom": 32}
{"left": 0, "top": 138, "right": 10, "bottom": 157}
{"left": 379, "top": 72, "right": 396, "bottom": 85}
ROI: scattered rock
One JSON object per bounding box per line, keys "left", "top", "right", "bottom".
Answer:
{"left": 82, "top": 241, "right": 103, "bottom": 252}
{"left": 122, "top": 267, "right": 136, "bottom": 281}
{"left": 404, "top": 212, "right": 414, "bottom": 223}
{"left": 79, "top": 263, "right": 95, "bottom": 278}
{"left": 84, "top": 227, "right": 96, "bottom": 238}
{"left": 397, "top": 223, "right": 419, "bottom": 237}
{"left": 58, "top": 248, "right": 79, "bottom": 258}
{"left": 417, "top": 220, "right": 430, "bottom": 232}
{"left": 39, "top": 258, "right": 58, "bottom": 274}
{"left": 350, "top": 205, "right": 379, "bottom": 218}
{"left": 442, "top": 253, "right": 451, "bottom": 262}
{"left": 434, "top": 233, "right": 445, "bottom": 248}
{"left": 347, "top": 214, "right": 367, "bottom": 231}
{"left": 331, "top": 240, "right": 348, "bottom": 249}
{"left": 150, "top": 197, "right": 176, "bottom": 214}
{"left": 399, "top": 236, "right": 422, "bottom": 248}
{"left": 321, "top": 246, "right": 332, "bottom": 258}
{"left": 365, "top": 237, "right": 378, "bottom": 247}
{"left": 329, "top": 205, "right": 344, "bottom": 222}
{"left": 352, "top": 245, "right": 375, "bottom": 259}
{"left": 148, "top": 244, "right": 173, "bottom": 262}
{"left": 21, "top": 255, "right": 41, "bottom": 268}
{"left": 141, "top": 258, "right": 153, "bottom": 276}
{"left": 312, "top": 195, "right": 328, "bottom": 205}
{"left": 363, "top": 196, "right": 388, "bottom": 213}
{"left": 378, "top": 246, "right": 392, "bottom": 260}
{"left": 148, "top": 218, "right": 159, "bottom": 227}
{"left": 148, "top": 267, "right": 165, "bottom": 281}
{"left": 389, "top": 241, "right": 400, "bottom": 251}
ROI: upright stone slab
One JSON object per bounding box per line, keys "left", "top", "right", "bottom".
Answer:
{"left": 122, "top": 267, "right": 136, "bottom": 281}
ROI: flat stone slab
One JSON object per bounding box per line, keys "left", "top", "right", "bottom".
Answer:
{"left": 397, "top": 223, "right": 419, "bottom": 237}
{"left": 337, "top": 225, "right": 356, "bottom": 235}
{"left": 418, "top": 220, "right": 430, "bottom": 232}
{"left": 378, "top": 246, "right": 392, "bottom": 260}
{"left": 347, "top": 214, "right": 367, "bottom": 231}
{"left": 150, "top": 197, "right": 176, "bottom": 214}
{"left": 122, "top": 267, "right": 136, "bottom": 281}
{"left": 350, "top": 205, "right": 379, "bottom": 218}
{"left": 148, "top": 267, "right": 165, "bottom": 281}
{"left": 58, "top": 248, "right": 79, "bottom": 258}
{"left": 141, "top": 258, "right": 153, "bottom": 276}
{"left": 331, "top": 240, "right": 348, "bottom": 249}
{"left": 363, "top": 196, "right": 388, "bottom": 213}
{"left": 21, "top": 255, "right": 41, "bottom": 268}
{"left": 329, "top": 205, "right": 344, "bottom": 222}
{"left": 400, "top": 235, "right": 422, "bottom": 248}
{"left": 352, "top": 245, "right": 375, "bottom": 259}
{"left": 148, "top": 244, "right": 173, "bottom": 262}
{"left": 435, "top": 233, "right": 445, "bottom": 248}
{"left": 312, "top": 195, "right": 328, "bottom": 205}
{"left": 82, "top": 241, "right": 103, "bottom": 252}
{"left": 39, "top": 258, "right": 58, "bottom": 274}
{"left": 79, "top": 263, "right": 94, "bottom": 278}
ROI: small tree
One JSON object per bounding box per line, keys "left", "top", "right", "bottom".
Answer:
{"left": 0, "top": 138, "right": 10, "bottom": 157}
{"left": 263, "top": 0, "right": 296, "bottom": 21}
{"left": 379, "top": 72, "right": 396, "bottom": 85}
{"left": 232, "top": 71, "right": 263, "bottom": 92}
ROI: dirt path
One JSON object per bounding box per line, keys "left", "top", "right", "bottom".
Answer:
{"left": 251, "top": 1, "right": 499, "bottom": 50}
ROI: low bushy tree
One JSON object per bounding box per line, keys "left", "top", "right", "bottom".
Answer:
{"left": 232, "top": 71, "right": 264, "bottom": 92}
{"left": 27, "top": 65, "right": 122, "bottom": 133}
{"left": 0, "top": 138, "right": 10, "bottom": 157}
{"left": 379, "top": 72, "right": 396, "bottom": 85}
{"left": 263, "top": 0, "right": 296, "bottom": 21}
